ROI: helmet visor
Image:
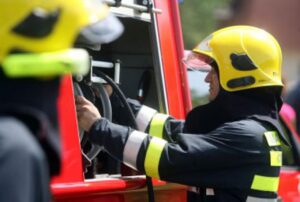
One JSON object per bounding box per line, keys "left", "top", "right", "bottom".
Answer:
{"left": 182, "top": 51, "right": 213, "bottom": 72}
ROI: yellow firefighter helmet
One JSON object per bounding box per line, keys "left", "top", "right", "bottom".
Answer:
{"left": 0, "top": 0, "right": 122, "bottom": 77}
{"left": 184, "top": 25, "right": 283, "bottom": 92}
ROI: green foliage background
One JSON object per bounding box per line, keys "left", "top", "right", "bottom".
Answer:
{"left": 179, "top": 0, "right": 232, "bottom": 107}
{"left": 179, "top": 0, "right": 232, "bottom": 49}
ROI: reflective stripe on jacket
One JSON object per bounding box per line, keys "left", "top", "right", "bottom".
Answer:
{"left": 88, "top": 105, "right": 282, "bottom": 202}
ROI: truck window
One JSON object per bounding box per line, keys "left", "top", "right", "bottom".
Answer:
{"left": 187, "top": 70, "right": 209, "bottom": 107}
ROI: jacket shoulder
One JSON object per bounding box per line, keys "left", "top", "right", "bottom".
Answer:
{"left": 210, "top": 119, "right": 269, "bottom": 148}
{"left": 0, "top": 117, "right": 31, "bottom": 135}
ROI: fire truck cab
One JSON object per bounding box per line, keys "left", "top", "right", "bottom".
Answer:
{"left": 51, "top": 0, "right": 188, "bottom": 201}
{"left": 50, "top": 1, "right": 300, "bottom": 201}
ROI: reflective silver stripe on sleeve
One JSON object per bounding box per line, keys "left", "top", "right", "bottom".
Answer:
{"left": 123, "top": 130, "right": 148, "bottom": 170}
{"left": 206, "top": 188, "right": 214, "bottom": 196}
{"left": 246, "top": 196, "right": 278, "bottom": 202}
{"left": 188, "top": 186, "right": 199, "bottom": 193}
{"left": 188, "top": 187, "right": 214, "bottom": 196}
{"left": 136, "top": 105, "right": 157, "bottom": 132}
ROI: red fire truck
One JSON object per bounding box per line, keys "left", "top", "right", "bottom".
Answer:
{"left": 50, "top": 0, "right": 300, "bottom": 201}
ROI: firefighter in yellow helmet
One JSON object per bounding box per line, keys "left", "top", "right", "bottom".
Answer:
{"left": 0, "top": 0, "right": 123, "bottom": 201}
{"left": 76, "top": 26, "right": 287, "bottom": 201}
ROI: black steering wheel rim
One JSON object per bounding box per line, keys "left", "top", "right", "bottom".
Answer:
{"left": 73, "top": 80, "right": 112, "bottom": 161}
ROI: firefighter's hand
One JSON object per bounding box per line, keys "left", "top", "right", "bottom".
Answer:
{"left": 75, "top": 96, "right": 101, "bottom": 132}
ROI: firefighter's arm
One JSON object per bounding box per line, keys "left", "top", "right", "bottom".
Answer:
{"left": 133, "top": 104, "right": 184, "bottom": 142}
{"left": 106, "top": 91, "right": 184, "bottom": 141}
{"left": 75, "top": 94, "right": 183, "bottom": 141}
{"left": 87, "top": 118, "right": 270, "bottom": 187}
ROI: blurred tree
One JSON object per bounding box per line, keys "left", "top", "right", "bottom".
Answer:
{"left": 179, "top": 0, "right": 232, "bottom": 49}
{"left": 180, "top": 0, "right": 232, "bottom": 108}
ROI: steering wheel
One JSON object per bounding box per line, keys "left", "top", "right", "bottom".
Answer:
{"left": 73, "top": 80, "right": 112, "bottom": 161}
{"left": 73, "top": 70, "right": 137, "bottom": 176}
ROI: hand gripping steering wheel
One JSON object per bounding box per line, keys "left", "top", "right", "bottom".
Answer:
{"left": 73, "top": 79, "right": 112, "bottom": 162}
